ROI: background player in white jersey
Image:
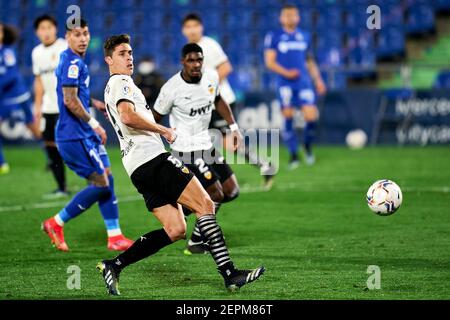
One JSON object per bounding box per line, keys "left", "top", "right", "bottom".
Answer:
{"left": 98, "top": 34, "right": 264, "bottom": 295}
{"left": 182, "top": 13, "right": 276, "bottom": 188}
{"left": 32, "top": 15, "right": 68, "bottom": 198}
{"left": 153, "top": 43, "right": 241, "bottom": 255}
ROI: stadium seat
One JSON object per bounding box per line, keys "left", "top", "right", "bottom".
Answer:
{"left": 376, "top": 26, "right": 405, "bottom": 58}
{"left": 406, "top": 4, "right": 435, "bottom": 34}
{"left": 433, "top": 70, "right": 450, "bottom": 89}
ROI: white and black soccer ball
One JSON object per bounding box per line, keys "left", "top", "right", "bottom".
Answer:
{"left": 366, "top": 179, "right": 403, "bottom": 216}
{"left": 346, "top": 129, "right": 367, "bottom": 149}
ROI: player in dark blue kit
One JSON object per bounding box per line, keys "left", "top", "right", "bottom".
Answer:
{"left": 264, "top": 4, "right": 327, "bottom": 169}
{"left": 0, "top": 23, "right": 40, "bottom": 174}
{"left": 41, "top": 20, "right": 133, "bottom": 252}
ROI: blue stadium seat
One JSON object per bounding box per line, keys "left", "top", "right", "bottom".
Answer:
{"left": 316, "top": 6, "right": 344, "bottom": 29}
{"left": 433, "top": 70, "right": 450, "bottom": 89}
{"left": 434, "top": 0, "right": 450, "bottom": 11}
{"left": 406, "top": 4, "right": 435, "bottom": 34}
{"left": 376, "top": 26, "right": 405, "bottom": 58}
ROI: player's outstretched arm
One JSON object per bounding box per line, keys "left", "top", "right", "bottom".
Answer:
{"left": 117, "top": 101, "right": 176, "bottom": 144}
{"left": 62, "top": 87, "right": 107, "bottom": 144}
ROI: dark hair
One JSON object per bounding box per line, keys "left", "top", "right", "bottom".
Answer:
{"left": 0, "top": 24, "right": 19, "bottom": 45}
{"left": 104, "top": 34, "right": 131, "bottom": 57}
{"left": 182, "top": 13, "right": 203, "bottom": 25}
{"left": 282, "top": 4, "right": 298, "bottom": 11}
{"left": 34, "top": 14, "right": 58, "bottom": 30}
{"left": 65, "top": 18, "right": 88, "bottom": 32}
{"left": 181, "top": 43, "right": 203, "bottom": 58}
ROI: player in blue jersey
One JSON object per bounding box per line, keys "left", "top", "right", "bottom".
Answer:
{"left": 264, "top": 4, "right": 326, "bottom": 169}
{"left": 0, "top": 23, "right": 40, "bottom": 175}
{"left": 41, "top": 19, "right": 133, "bottom": 252}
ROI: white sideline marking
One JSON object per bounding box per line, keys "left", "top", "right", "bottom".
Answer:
{"left": 0, "top": 183, "right": 448, "bottom": 213}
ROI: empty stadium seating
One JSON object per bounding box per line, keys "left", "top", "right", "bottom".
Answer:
{"left": 1, "top": 0, "right": 449, "bottom": 93}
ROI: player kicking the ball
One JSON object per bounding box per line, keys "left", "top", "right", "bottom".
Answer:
{"left": 97, "top": 34, "right": 265, "bottom": 295}
{"left": 152, "top": 43, "right": 241, "bottom": 255}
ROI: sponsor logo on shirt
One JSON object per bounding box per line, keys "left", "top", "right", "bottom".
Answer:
{"left": 189, "top": 104, "right": 212, "bottom": 117}
{"left": 278, "top": 41, "right": 307, "bottom": 53}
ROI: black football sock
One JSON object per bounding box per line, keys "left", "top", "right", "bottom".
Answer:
{"left": 112, "top": 228, "right": 172, "bottom": 271}
{"left": 196, "top": 214, "right": 237, "bottom": 277}
{"left": 189, "top": 222, "right": 203, "bottom": 243}
{"left": 46, "top": 145, "right": 66, "bottom": 192}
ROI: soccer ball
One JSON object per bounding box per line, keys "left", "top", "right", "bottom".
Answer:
{"left": 366, "top": 179, "right": 403, "bottom": 216}
{"left": 346, "top": 129, "right": 367, "bottom": 149}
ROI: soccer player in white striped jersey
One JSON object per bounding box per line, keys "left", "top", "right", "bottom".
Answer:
{"left": 97, "top": 34, "right": 265, "bottom": 295}
{"left": 152, "top": 43, "right": 241, "bottom": 255}
{"left": 182, "top": 13, "right": 276, "bottom": 189}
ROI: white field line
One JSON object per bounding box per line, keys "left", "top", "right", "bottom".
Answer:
{"left": 0, "top": 183, "right": 448, "bottom": 213}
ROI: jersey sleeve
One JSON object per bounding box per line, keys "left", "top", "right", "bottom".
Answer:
{"left": 109, "top": 76, "right": 136, "bottom": 107}
{"left": 153, "top": 83, "right": 173, "bottom": 115}
{"left": 264, "top": 31, "right": 277, "bottom": 50}
{"left": 212, "top": 69, "right": 220, "bottom": 97}
{"left": 31, "top": 48, "right": 40, "bottom": 76}
{"left": 208, "top": 38, "right": 229, "bottom": 67}
{"left": 60, "top": 58, "right": 81, "bottom": 87}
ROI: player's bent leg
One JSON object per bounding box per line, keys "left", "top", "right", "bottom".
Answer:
{"left": 97, "top": 204, "right": 177, "bottom": 296}
{"left": 184, "top": 181, "right": 223, "bottom": 256}
{"left": 302, "top": 105, "right": 319, "bottom": 165}
{"left": 177, "top": 176, "right": 215, "bottom": 215}
{"left": 178, "top": 177, "right": 216, "bottom": 255}
{"left": 97, "top": 167, "right": 134, "bottom": 251}
{"left": 206, "top": 181, "right": 225, "bottom": 204}
{"left": 178, "top": 178, "right": 265, "bottom": 291}
{"left": 153, "top": 204, "right": 186, "bottom": 242}
{"left": 221, "top": 174, "right": 239, "bottom": 203}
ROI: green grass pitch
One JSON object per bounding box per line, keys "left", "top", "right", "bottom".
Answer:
{"left": 0, "top": 145, "right": 449, "bottom": 299}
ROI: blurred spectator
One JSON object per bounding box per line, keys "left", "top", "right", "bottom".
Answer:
{"left": 134, "top": 56, "right": 165, "bottom": 107}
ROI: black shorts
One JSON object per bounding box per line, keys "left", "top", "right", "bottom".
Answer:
{"left": 208, "top": 103, "right": 236, "bottom": 134}
{"left": 172, "top": 148, "right": 234, "bottom": 189}
{"left": 130, "top": 152, "right": 194, "bottom": 212}
{"left": 42, "top": 113, "right": 59, "bottom": 142}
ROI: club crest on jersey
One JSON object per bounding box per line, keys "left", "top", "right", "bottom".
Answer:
{"left": 204, "top": 171, "right": 212, "bottom": 180}
{"left": 4, "top": 49, "right": 16, "bottom": 66}
{"left": 181, "top": 166, "right": 190, "bottom": 174}
{"left": 68, "top": 64, "right": 79, "bottom": 79}
{"left": 208, "top": 85, "right": 215, "bottom": 95}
